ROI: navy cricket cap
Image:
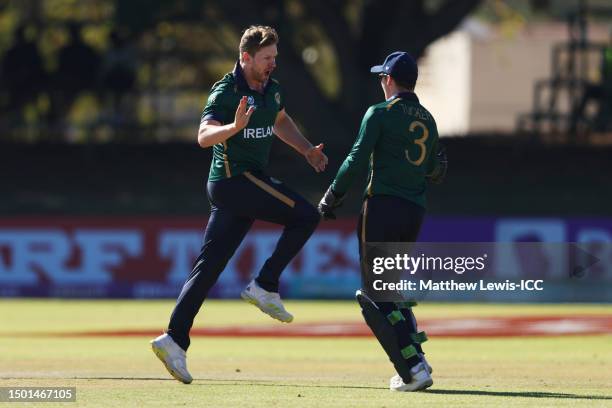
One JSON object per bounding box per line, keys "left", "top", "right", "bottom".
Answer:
{"left": 370, "top": 51, "right": 418, "bottom": 86}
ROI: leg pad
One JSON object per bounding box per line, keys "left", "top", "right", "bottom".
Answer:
{"left": 356, "top": 290, "right": 413, "bottom": 383}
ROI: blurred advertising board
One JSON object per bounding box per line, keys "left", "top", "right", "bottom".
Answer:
{"left": 0, "top": 216, "right": 611, "bottom": 301}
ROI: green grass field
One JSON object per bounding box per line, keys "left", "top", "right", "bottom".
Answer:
{"left": 1, "top": 300, "right": 611, "bottom": 407}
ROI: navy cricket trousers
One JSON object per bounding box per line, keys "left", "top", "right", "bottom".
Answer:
{"left": 168, "top": 171, "right": 320, "bottom": 350}
{"left": 357, "top": 194, "right": 427, "bottom": 355}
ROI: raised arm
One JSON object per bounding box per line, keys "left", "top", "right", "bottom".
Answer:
{"left": 197, "top": 96, "right": 255, "bottom": 148}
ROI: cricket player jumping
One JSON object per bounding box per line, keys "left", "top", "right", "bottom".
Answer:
{"left": 151, "top": 25, "right": 327, "bottom": 384}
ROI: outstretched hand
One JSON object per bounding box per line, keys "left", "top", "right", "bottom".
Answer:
{"left": 234, "top": 96, "right": 255, "bottom": 130}
{"left": 305, "top": 143, "right": 328, "bottom": 173}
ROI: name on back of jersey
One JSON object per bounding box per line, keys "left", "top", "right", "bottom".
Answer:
{"left": 398, "top": 105, "right": 433, "bottom": 121}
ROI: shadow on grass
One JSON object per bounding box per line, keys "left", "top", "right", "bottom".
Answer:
{"left": 2, "top": 376, "right": 384, "bottom": 390}
{"left": 422, "top": 389, "right": 612, "bottom": 400}
{"left": 4, "top": 377, "right": 611, "bottom": 400}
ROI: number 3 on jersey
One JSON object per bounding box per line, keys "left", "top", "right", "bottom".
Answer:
{"left": 405, "top": 120, "right": 429, "bottom": 166}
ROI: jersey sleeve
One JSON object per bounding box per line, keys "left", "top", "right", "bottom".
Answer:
{"left": 273, "top": 81, "right": 285, "bottom": 112}
{"left": 331, "top": 106, "right": 382, "bottom": 196}
{"left": 277, "top": 85, "right": 285, "bottom": 111}
{"left": 201, "top": 84, "right": 231, "bottom": 124}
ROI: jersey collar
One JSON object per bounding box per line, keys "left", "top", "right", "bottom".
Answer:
{"left": 387, "top": 91, "right": 419, "bottom": 103}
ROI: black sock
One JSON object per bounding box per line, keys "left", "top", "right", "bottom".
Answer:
{"left": 255, "top": 277, "right": 279, "bottom": 293}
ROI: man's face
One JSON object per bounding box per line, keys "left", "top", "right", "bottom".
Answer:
{"left": 243, "top": 44, "right": 277, "bottom": 83}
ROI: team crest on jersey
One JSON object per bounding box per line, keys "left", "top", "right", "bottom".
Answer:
{"left": 274, "top": 92, "right": 281, "bottom": 105}
{"left": 247, "top": 96, "right": 255, "bottom": 105}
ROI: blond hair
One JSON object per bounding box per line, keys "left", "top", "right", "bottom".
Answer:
{"left": 239, "top": 25, "right": 278, "bottom": 59}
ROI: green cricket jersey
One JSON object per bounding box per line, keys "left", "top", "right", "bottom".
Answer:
{"left": 331, "top": 92, "right": 440, "bottom": 208}
{"left": 201, "top": 62, "right": 285, "bottom": 181}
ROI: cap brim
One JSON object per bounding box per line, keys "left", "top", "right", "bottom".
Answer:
{"left": 370, "top": 65, "right": 384, "bottom": 74}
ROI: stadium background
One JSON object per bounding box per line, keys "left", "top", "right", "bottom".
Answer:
{"left": 1, "top": 0, "right": 611, "bottom": 300}
{"left": 0, "top": 1, "right": 611, "bottom": 406}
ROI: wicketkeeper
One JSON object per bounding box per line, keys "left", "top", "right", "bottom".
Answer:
{"left": 318, "top": 51, "right": 447, "bottom": 392}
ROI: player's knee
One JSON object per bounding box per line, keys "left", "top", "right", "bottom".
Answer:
{"left": 288, "top": 202, "right": 320, "bottom": 231}
{"left": 301, "top": 203, "right": 321, "bottom": 228}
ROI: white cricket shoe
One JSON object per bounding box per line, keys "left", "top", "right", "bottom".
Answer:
{"left": 390, "top": 362, "right": 433, "bottom": 392}
{"left": 241, "top": 280, "right": 294, "bottom": 323}
{"left": 150, "top": 333, "right": 193, "bottom": 384}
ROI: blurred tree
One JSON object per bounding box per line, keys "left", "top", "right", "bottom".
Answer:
{"left": 48, "top": 22, "right": 101, "bottom": 133}
{"left": 0, "top": 0, "right": 484, "bottom": 144}
{"left": 111, "top": 0, "right": 485, "bottom": 146}
{"left": 530, "top": 0, "right": 550, "bottom": 11}
{"left": 210, "top": 0, "right": 483, "bottom": 150}
{"left": 99, "top": 27, "right": 137, "bottom": 134}
{"left": 0, "top": 24, "right": 47, "bottom": 122}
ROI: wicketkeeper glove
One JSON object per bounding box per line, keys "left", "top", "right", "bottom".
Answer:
{"left": 318, "top": 186, "right": 345, "bottom": 220}
{"left": 427, "top": 144, "right": 447, "bottom": 184}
